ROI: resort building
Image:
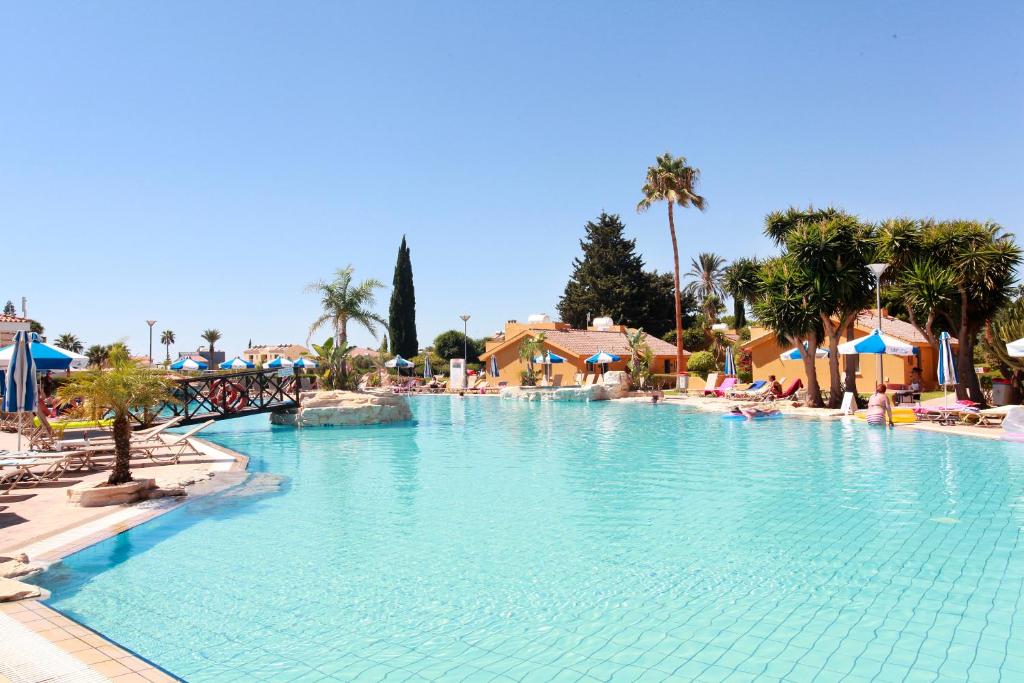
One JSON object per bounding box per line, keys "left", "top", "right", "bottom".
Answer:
{"left": 242, "top": 343, "right": 310, "bottom": 366}
{"left": 479, "top": 315, "right": 684, "bottom": 386}
{"left": 0, "top": 313, "right": 32, "bottom": 346}
{"left": 742, "top": 311, "right": 957, "bottom": 392}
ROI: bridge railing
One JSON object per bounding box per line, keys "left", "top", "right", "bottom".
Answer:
{"left": 148, "top": 368, "right": 302, "bottom": 425}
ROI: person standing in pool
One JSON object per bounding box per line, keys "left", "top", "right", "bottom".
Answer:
{"left": 866, "top": 384, "right": 894, "bottom": 427}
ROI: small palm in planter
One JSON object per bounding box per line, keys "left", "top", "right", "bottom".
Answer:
{"left": 57, "top": 346, "right": 178, "bottom": 486}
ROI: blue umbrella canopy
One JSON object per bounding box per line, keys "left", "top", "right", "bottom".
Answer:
{"left": 585, "top": 351, "right": 619, "bottom": 364}
{"left": 423, "top": 355, "right": 433, "bottom": 378}
{"left": 219, "top": 357, "right": 255, "bottom": 370}
{"left": 837, "top": 329, "right": 914, "bottom": 356}
{"left": 292, "top": 357, "right": 318, "bottom": 369}
{"left": 488, "top": 354, "right": 499, "bottom": 377}
{"left": 534, "top": 351, "right": 566, "bottom": 364}
{"left": 267, "top": 356, "right": 294, "bottom": 368}
{"left": 723, "top": 346, "right": 736, "bottom": 376}
{"left": 0, "top": 332, "right": 83, "bottom": 371}
{"left": 779, "top": 344, "right": 829, "bottom": 361}
{"left": 170, "top": 357, "right": 208, "bottom": 371}
{"left": 385, "top": 355, "right": 415, "bottom": 368}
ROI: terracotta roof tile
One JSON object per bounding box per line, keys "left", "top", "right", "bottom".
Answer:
{"left": 855, "top": 311, "right": 956, "bottom": 344}
{"left": 0, "top": 314, "right": 30, "bottom": 323}
{"left": 528, "top": 329, "right": 685, "bottom": 358}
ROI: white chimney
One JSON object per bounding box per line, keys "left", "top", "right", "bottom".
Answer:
{"left": 592, "top": 316, "right": 614, "bottom": 331}
{"left": 527, "top": 313, "right": 551, "bottom": 324}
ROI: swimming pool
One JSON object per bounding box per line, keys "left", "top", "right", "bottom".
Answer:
{"left": 33, "top": 398, "right": 1024, "bottom": 681}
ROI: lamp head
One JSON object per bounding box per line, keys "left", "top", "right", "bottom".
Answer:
{"left": 868, "top": 263, "right": 889, "bottom": 279}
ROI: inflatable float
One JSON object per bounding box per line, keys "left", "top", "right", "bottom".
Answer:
{"left": 722, "top": 410, "right": 784, "bottom": 421}
{"left": 853, "top": 407, "right": 917, "bottom": 424}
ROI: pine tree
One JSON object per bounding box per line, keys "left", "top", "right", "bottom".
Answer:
{"left": 3, "top": 300, "right": 15, "bottom": 316}
{"left": 388, "top": 236, "right": 418, "bottom": 357}
{"left": 557, "top": 212, "right": 679, "bottom": 336}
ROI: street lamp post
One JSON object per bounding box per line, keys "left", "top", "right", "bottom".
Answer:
{"left": 867, "top": 263, "right": 889, "bottom": 385}
{"left": 146, "top": 320, "right": 157, "bottom": 367}
{"left": 460, "top": 314, "right": 471, "bottom": 389}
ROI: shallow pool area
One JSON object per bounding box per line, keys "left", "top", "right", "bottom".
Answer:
{"left": 33, "top": 398, "right": 1024, "bottom": 681}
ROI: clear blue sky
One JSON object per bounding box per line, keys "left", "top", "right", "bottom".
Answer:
{"left": 2, "top": 2, "right": 1021, "bottom": 358}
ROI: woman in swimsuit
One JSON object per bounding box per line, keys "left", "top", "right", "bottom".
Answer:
{"left": 866, "top": 384, "right": 894, "bottom": 427}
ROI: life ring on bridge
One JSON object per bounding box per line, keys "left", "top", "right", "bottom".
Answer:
{"left": 210, "top": 380, "right": 247, "bottom": 412}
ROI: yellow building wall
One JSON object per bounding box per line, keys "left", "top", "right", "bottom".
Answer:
{"left": 484, "top": 343, "right": 676, "bottom": 387}
{"left": 746, "top": 331, "right": 938, "bottom": 395}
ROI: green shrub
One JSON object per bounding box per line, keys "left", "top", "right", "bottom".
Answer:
{"left": 682, "top": 327, "right": 709, "bottom": 352}
{"left": 687, "top": 350, "right": 716, "bottom": 379}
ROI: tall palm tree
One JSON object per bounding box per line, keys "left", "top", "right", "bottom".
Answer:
{"left": 54, "top": 333, "right": 84, "bottom": 353}
{"left": 637, "top": 152, "right": 706, "bottom": 380}
{"left": 85, "top": 344, "right": 109, "bottom": 369}
{"left": 306, "top": 265, "right": 387, "bottom": 346}
{"left": 201, "top": 329, "right": 222, "bottom": 365}
{"left": 57, "top": 346, "right": 176, "bottom": 485}
{"left": 723, "top": 257, "right": 761, "bottom": 328}
{"left": 683, "top": 252, "right": 727, "bottom": 323}
{"left": 160, "top": 329, "right": 176, "bottom": 362}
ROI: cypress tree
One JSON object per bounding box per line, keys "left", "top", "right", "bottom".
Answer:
{"left": 388, "top": 236, "right": 418, "bottom": 357}
{"left": 557, "top": 212, "right": 679, "bottom": 336}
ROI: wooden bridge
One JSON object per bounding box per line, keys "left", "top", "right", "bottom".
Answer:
{"left": 140, "top": 368, "right": 304, "bottom": 427}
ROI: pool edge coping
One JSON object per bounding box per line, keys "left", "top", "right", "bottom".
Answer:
{"left": 3, "top": 436, "right": 250, "bottom": 682}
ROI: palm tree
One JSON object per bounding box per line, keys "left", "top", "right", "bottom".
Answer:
{"left": 683, "top": 252, "right": 727, "bottom": 323}
{"left": 54, "top": 333, "right": 84, "bottom": 353}
{"left": 753, "top": 257, "right": 825, "bottom": 407}
{"left": 201, "top": 329, "right": 221, "bottom": 366}
{"left": 723, "top": 257, "right": 760, "bottom": 328}
{"left": 517, "top": 333, "right": 546, "bottom": 386}
{"left": 85, "top": 344, "right": 109, "bottom": 369}
{"left": 160, "top": 330, "right": 176, "bottom": 363}
{"left": 306, "top": 266, "right": 387, "bottom": 346}
{"left": 56, "top": 346, "right": 177, "bottom": 485}
{"left": 637, "top": 153, "right": 706, "bottom": 380}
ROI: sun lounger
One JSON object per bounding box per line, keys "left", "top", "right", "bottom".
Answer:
{"left": 82, "top": 420, "right": 213, "bottom": 464}
{"left": 973, "top": 405, "right": 1014, "bottom": 426}
{"left": 85, "top": 416, "right": 185, "bottom": 448}
{"left": 0, "top": 450, "right": 88, "bottom": 492}
{"left": 727, "top": 380, "right": 765, "bottom": 399}
{"left": 701, "top": 373, "right": 721, "bottom": 396}
{"left": 762, "top": 378, "right": 803, "bottom": 402}
{"left": 711, "top": 377, "right": 738, "bottom": 397}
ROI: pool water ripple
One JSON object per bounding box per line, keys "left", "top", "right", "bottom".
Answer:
{"left": 32, "top": 398, "right": 1024, "bottom": 681}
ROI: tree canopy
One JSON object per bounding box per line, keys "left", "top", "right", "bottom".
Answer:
{"left": 388, "top": 236, "right": 418, "bottom": 358}
{"left": 557, "top": 212, "right": 679, "bottom": 337}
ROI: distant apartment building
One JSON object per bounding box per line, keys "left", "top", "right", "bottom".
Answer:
{"left": 0, "top": 314, "right": 32, "bottom": 347}
{"left": 242, "top": 344, "right": 310, "bottom": 366}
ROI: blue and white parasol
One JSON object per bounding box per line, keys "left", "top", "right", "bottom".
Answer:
{"left": 293, "top": 357, "right": 318, "bottom": 369}
{"left": 170, "top": 357, "right": 208, "bottom": 371}
{"left": 584, "top": 351, "right": 619, "bottom": 364}
{"left": 488, "top": 354, "right": 499, "bottom": 378}
{"left": 219, "top": 357, "right": 254, "bottom": 370}
{"left": 837, "top": 329, "right": 914, "bottom": 356}
{"left": 937, "top": 330, "right": 958, "bottom": 407}
{"left": 723, "top": 346, "right": 736, "bottom": 376}
{"left": 267, "top": 357, "right": 294, "bottom": 368}
{"left": 2, "top": 331, "right": 38, "bottom": 450}
{"left": 0, "top": 332, "right": 85, "bottom": 371}
{"left": 779, "top": 344, "right": 829, "bottom": 361}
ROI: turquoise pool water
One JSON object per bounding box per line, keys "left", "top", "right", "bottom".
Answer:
{"left": 34, "top": 398, "right": 1024, "bottom": 681}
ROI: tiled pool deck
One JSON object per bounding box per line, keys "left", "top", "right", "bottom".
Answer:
{"left": 1, "top": 437, "right": 246, "bottom": 682}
